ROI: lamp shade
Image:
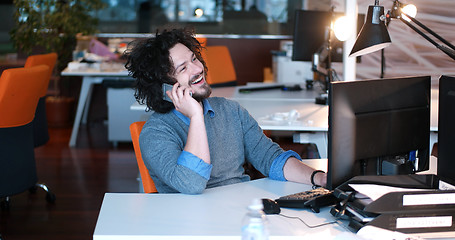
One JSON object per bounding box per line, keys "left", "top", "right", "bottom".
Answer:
{"left": 349, "top": 5, "right": 392, "bottom": 57}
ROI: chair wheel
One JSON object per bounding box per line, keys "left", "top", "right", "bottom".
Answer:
{"left": 46, "top": 192, "right": 56, "bottom": 203}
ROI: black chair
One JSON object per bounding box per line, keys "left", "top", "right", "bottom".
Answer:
{"left": 24, "top": 52, "right": 58, "bottom": 147}
{"left": 0, "top": 65, "right": 56, "bottom": 209}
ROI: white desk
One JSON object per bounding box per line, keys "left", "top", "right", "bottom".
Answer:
{"left": 210, "top": 85, "right": 328, "bottom": 151}
{"left": 93, "top": 159, "right": 333, "bottom": 240}
{"left": 61, "top": 66, "right": 130, "bottom": 147}
{"left": 93, "top": 180, "right": 355, "bottom": 240}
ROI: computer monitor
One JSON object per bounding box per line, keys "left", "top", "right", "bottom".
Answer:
{"left": 437, "top": 75, "right": 455, "bottom": 186}
{"left": 292, "top": 10, "right": 365, "bottom": 62}
{"left": 327, "top": 76, "right": 431, "bottom": 190}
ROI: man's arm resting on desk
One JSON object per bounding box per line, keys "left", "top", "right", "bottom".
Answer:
{"left": 283, "top": 157, "right": 327, "bottom": 187}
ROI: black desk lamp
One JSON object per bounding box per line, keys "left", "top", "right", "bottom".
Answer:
{"left": 349, "top": 0, "right": 455, "bottom": 61}
{"left": 312, "top": 8, "right": 336, "bottom": 105}
{"left": 349, "top": 0, "right": 391, "bottom": 58}
{"left": 312, "top": 7, "right": 349, "bottom": 104}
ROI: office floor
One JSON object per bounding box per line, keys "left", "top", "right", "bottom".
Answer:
{"left": 0, "top": 121, "right": 139, "bottom": 240}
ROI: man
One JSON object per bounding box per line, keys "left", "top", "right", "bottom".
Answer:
{"left": 124, "top": 28, "right": 326, "bottom": 194}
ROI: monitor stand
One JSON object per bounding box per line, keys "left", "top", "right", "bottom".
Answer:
{"left": 315, "top": 94, "right": 328, "bottom": 105}
{"left": 311, "top": 65, "right": 330, "bottom": 105}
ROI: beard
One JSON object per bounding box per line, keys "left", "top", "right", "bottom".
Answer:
{"left": 192, "top": 81, "right": 212, "bottom": 102}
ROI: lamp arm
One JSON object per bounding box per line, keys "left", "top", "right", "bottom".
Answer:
{"left": 402, "top": 12, "right": 455, "bottom": 51}
{"left": 437, "top": 45, "right": 455, "bottom": 62}
{"left": 399, "top": 16, "right": 455, "bottom": 61}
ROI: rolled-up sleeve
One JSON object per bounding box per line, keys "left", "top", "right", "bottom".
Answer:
{"left": 268, "top": 150, "right": 302, "bottom": 181}
{"left": 177, "top": 151, "right": 213, "bottom": 180}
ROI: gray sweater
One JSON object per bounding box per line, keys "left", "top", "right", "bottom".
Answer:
{"left": 139, "top": 97, "right": 300, "bottom": 194}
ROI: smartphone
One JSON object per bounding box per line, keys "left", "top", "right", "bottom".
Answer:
{"left": 162, "top": 83, "right": 194, "bottom": 102}
{"left": 162, "top": 83, "right": 173, "bottom": 102}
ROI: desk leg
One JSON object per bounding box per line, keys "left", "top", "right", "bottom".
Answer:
{"left": 81, "top": 85, "right": 94, "bottom": 125}
{"left": 312, "top": 132, "right": 327, "bottom": 159}
{"left": 69, "top": 77, "right": 102, "bottom": 147}
{"left": 293, "top": 132, "right": 327, "bottom": 159}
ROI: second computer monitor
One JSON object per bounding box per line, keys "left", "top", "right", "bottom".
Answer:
{"left": 437, "top": 75, "right": 455, "bottom": 186}
{"left": 327, "top": 76, "right": 431, "bottom": 190}
{"left": 292, "top": 10, "right": 364, "bottom": 62}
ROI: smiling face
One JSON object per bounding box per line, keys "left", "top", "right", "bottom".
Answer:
{"left": 169, "top": 43, "right": 211, "bottom": 100}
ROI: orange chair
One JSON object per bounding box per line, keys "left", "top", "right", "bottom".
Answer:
{"left": 196, "top": 36, "right": 207, "bottom": 47}
{"left": 24, "top": 53, "right": 58, "bottom": 147}
{"left": 202, "top": 45, "right": 237, "bottom": 87}
{"left": 0, "top": 65, "right": 56, "bottom": 209}
{"left": 130, "top": 121, "right": 157, "bottom": 193}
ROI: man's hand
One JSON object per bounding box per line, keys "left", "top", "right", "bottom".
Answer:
{"left": 167, "top": 83, "right": 202, "bottom": 119}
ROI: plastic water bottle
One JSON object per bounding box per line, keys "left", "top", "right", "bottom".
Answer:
{"left": 241, "top": 198, "right": 269, "bottom": 240}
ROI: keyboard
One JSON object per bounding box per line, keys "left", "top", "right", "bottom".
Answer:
{"left": 275, "top": 188, "right": 339, "bottom": 213}
{"left": 238, "top": 85, "right": 284, "bottom": 93}
{"left": 238, "top": 84, "right": 302, "bottom": 93}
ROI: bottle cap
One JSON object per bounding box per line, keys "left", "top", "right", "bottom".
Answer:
{"left": 248, "top": 198, "right": 264, "bottom": 210}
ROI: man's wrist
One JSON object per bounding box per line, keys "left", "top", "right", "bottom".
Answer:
{"left": 310, "top": 170, "right": 325, "bottom": 188}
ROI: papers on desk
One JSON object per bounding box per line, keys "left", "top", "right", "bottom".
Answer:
{"left": 258, "top": 109, "right": 309, "bottom": 126}
{"left": 349, "top": 181, "right": 455, "bottom": 202}
{"left": 349, "top": 184, "right": 431, "bottom": 202}
{"left": 67, "top": 61, "right": 126, "bottom": 72}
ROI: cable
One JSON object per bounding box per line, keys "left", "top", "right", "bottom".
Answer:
{"left": 278, "top": 213, "right": 340, "bottom": 228}
{"left": 332, "top": 69, "right": 341, "bottom": 81}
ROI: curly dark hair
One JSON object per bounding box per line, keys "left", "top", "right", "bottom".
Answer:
{"left": 124, "top": 27, "right": 207, "bottom": 113}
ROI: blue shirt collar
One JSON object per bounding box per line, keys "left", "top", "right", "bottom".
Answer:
{"left": 172, "top": 99, "right": 215, "bottom": 125}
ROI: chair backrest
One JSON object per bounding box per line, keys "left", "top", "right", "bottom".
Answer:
{"left": 202, "top": 46, "right": 237, "bottom": 86}
{"left": 24, "top": 53, "right": 58, "bottom": 97}
{"left": 130, "top": 121, "right": 157, "bottom": 193}
{"left": 0, "top": 65, "right": 50, "bottom": 128}
{"left": 196, "top": 36, "right": 207, "bottom": 47}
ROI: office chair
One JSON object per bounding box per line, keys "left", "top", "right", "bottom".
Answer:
{"left": 202, "top": 46, "right": 237, "bottom": 87}
{"left": 24, "top": 52, "right": 58, "bottom": 147}
{"left": 130, "top": 121, "right": 158, "bottom": 193}
{"left": 0, "top": 65, "right": 56, "bottom": 209}
{"left": 196, "top": 37, "right": 207, "bottom": 47}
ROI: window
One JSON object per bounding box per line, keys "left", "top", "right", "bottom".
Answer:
{"left": 96, "top": 0, "right": 300, "bottom": 35}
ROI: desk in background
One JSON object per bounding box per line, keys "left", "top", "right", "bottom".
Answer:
{"left": 61, "top": 65, "right": 137, "bottom": 147}
{"left": 230, "top": 85, "right": 329, "bottom": 158}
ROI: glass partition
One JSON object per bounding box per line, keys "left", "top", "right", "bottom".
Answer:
{"left": 96, "top": 0, "right": 305, "bottom": 35}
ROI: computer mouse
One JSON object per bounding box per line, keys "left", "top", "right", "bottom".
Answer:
{"left": 262, "top": 198, "right": 281, "bottom": 215}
